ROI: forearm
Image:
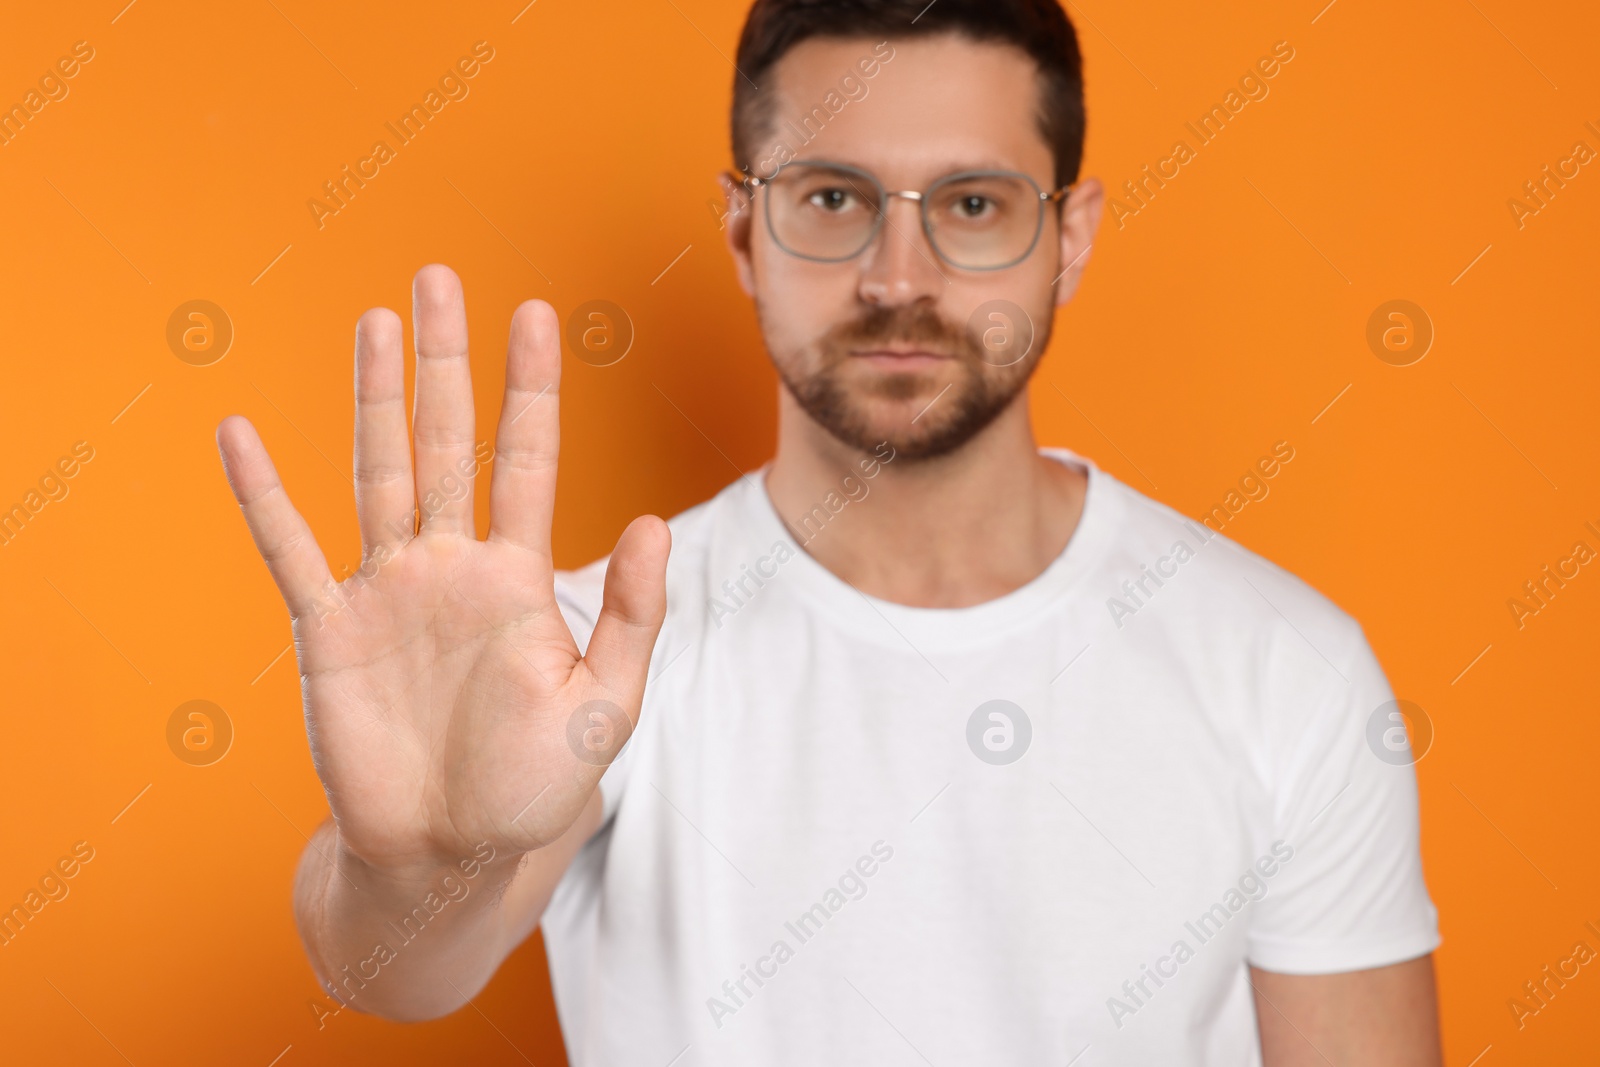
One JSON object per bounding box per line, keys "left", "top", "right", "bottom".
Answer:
{"left": 293, "top": 794, "right": 602, "bottom": 1022}
{"left": 1252, "top": 956, "right": 1442, "bottom": 1067}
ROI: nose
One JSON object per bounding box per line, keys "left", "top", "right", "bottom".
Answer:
{"left": 856, "top": 193, "right": 948, "bottom": 307}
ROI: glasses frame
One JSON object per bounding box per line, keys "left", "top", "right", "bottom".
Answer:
{"left": 733, "top": 159, "right": 1071, "bottom": 272}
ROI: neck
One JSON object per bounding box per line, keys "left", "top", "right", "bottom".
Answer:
{"left": 763, "top": 386, "right": 1088, "bottom": 608}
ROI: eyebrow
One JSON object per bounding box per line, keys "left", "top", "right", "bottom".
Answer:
{"left": 787, "top": 157, "right": 1051, "bottom": 186}
{"left": 793, "top": 157, "right": 1030, "bottom": 178}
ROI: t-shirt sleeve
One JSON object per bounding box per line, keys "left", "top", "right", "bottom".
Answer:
{"left": 1246, "top": 624, "right": 1441, "bottom": 974}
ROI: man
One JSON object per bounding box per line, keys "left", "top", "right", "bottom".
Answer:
{"left": 215, "top": 1, "right": 1443, "bottom": 1063}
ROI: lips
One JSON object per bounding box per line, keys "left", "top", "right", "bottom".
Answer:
{"left": 850, "top": 348, "right": 950, "bottom": 369}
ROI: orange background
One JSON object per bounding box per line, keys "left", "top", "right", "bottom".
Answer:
{"left": 2, "top": 0, "right": 1596, "bottom": 1063}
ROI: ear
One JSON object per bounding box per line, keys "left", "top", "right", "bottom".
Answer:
{"left": 717, "top": 172, "right": 757, "bottom": 298}
{"left": 1052, "top": 177, "right": 1103, "bottom": 307}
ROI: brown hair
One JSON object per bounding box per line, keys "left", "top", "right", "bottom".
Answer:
{"left": 731, "top": 0, "right": 1086, "bottom": 187}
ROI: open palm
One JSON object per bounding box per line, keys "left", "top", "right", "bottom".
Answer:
{"left": 216, "top": 265, "right": 668, "bottom": 871}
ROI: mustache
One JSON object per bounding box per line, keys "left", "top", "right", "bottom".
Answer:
{"left": 822, "top": 303, "right": 977, "bottom": 358}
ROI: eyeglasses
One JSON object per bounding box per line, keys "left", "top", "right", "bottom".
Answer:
{"left": 734, "top": 160, "right": 1069, "bottom": 271}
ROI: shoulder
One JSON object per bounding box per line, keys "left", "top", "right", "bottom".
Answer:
{"left": 1089, "top": 465, "right": 1373, "bottom": 680}
{"left": 1084, "top": 464, "right": 1394, "bottom": 784}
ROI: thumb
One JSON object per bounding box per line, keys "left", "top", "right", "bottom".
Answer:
{"left": 583, "top": 515, "right": 671, "bottom": 699}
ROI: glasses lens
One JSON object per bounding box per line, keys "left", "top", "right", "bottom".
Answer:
{"left": 765, "top": 164, "right": 883, "bottom": 261}
{"left": 924, "top": 174, "right": 1044, "bottom": 269}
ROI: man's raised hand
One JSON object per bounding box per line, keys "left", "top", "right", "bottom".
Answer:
{"left": 215, "top": 264, "right": 669, "bottom": 875}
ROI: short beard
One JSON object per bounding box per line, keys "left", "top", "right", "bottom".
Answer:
{"left": 767, "top": 300, "right": 1048, "bottom": 461}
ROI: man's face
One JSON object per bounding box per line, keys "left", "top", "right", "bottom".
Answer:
{"left": 723, "top": 34, "right": 1100, "bottom": 460}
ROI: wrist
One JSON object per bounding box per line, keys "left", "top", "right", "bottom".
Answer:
{"left": 331, "top": 832, "right": 521, "bottom": 902}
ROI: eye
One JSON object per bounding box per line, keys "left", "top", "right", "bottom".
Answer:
{"left": 955, "top": 194, "right": 992, "bottom": 218}
{"left": 808, "top": 187, "right": 856, "bottom": 211}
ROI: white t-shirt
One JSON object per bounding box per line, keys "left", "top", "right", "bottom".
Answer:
{"left": 541, "top": 448, "right": 1439, "bottom": 1067}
